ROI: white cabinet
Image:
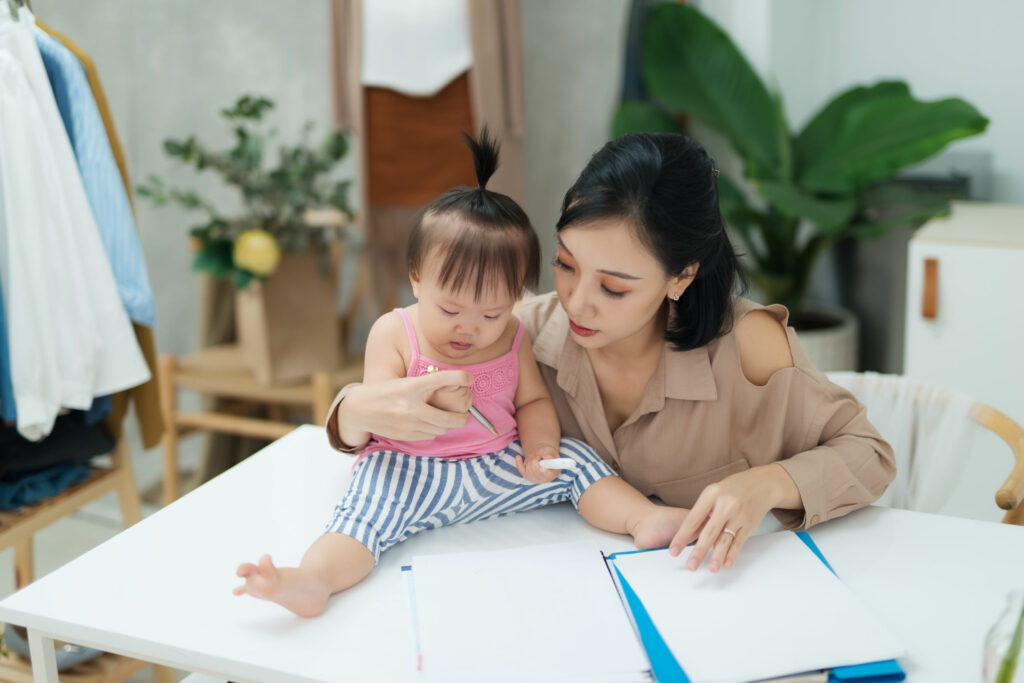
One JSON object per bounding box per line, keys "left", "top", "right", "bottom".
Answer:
{"left": 904, "top": 201, "right": 1024, "bottom": 521}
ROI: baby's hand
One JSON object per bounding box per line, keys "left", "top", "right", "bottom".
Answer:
{"left": 515, "top": 444, "right": 560, "bottom": 484}
{"left": 428, "top": 385, "right": 474, "bottom": 413}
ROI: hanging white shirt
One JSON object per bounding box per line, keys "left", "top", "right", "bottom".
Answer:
{"left": 361, "top": 0, "right": 472, "bottom": 96}
{"left": 0, "top": 8, "right": 149, "bottom": 441}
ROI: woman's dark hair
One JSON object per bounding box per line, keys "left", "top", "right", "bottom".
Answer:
{"left": 407, "top": 127, "right": 539, "bottom": 300}
{"left": 556, "top": 133, "right": 747, "bottom": 350}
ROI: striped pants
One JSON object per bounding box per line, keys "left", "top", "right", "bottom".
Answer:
{"left": 324, "top": 438, "right": 613, "bottom": 560}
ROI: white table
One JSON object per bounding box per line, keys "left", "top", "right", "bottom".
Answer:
{"left": 1, "top": 425, "right": 1021, "bottom": 682}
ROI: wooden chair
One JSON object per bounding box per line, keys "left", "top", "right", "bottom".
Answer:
{"left": 158, "top": 345, "right": 363, "bottom": 506}
{"left": 827, "top": 371, "right": 1024, "bottom": 525}
{"left": 0, "top": 437, "right": 176, "bottom": 683}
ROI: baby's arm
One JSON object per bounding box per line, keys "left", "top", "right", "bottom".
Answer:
{"left": 513, "top": 339, "right": 561, "bottom": 484}
{"left": 364, "top": 311, "right": 472, "bottom": 414}
{"left": 362, "top": 311, "right": 409, "bottom": 384}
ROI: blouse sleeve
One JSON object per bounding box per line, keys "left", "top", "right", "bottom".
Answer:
{"left": 726, "top": 300, "right": 896, "bottom": 529}
{"left": 771, "top": 365, "right": 897, "bottom": 529}
{"left": 324, "top": 382, "right": 362, "bottom": 453}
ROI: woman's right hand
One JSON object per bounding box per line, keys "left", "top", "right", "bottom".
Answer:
{"left": 336, "top": 370, "right": 474, "bottom": 447}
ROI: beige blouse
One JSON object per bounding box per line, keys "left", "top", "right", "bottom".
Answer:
{"left": 326, "top": 292, "right": 896, "bottom": 530}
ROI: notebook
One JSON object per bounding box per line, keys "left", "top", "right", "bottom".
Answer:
{"left": 404, "top": 531, "right": 906, "bottom": 682}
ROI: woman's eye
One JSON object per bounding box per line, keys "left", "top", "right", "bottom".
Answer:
{"left": 601, "top": 285, "right": 627, "bottom": 298}
{"left": 552, "top": 257, "right": 574, "bottom": 272}
{"left": 439, "top": 307, "right": 457, "bottom": 316}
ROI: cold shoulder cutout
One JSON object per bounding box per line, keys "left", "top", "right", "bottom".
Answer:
{"left": 734, "top": 308, "right": 794, "bottom": 387}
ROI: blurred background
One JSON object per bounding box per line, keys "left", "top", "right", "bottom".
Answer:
{"left": 1, "top": 1, "right": 1022, "bottom": 677}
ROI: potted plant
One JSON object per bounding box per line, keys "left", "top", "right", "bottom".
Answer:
{"left": 613, "top": 3, "right": 988, "bottom": 368}
{"left": 138, "top": 94, "right": 354, "bottom": 384}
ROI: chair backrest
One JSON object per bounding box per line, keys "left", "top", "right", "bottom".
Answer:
{"left": 827, "top": 372, "right": 1024, "bottom": 525}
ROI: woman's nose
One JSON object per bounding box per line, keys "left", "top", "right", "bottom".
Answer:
{"left": 565, "top": 283, "right": 590, "bottom": 319}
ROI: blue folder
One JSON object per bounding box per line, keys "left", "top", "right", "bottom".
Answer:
{"left": 606, "top": 532, "right": 906, "bottom": 683}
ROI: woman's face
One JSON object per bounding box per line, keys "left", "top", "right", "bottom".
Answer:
{"left": 553, "top": 219, "right": 695, "bottom": 351}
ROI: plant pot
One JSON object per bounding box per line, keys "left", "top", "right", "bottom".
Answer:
{"left": 234, "top": 247, "right": 340, "bottom": 384}
{"left": 791, "top": 305, "right": 859, "bottom": 372}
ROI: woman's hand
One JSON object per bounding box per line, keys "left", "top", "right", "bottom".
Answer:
{"left": 427, "top": 384, "right": 474, "bottom": 413}
{"left": 515, "top": 444, "right": 560, "bottom": 484}
{"left": 667, "top": 464, "right": 799, "bottom": 573}
{"left": 336, "top": 371, "right": 474, "bottom": 446}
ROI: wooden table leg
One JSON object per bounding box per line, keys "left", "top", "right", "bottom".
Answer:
{"left": 158, "top": 354, "right": 180, "bottom": 507}
{"left": 26, "top": 630, "right": 58, "bottom": 683}
{"left": 152, "top": 664, "right": 179, "bottom": 683}
{"left": 14, "top": 537, "right": 33, "bottom": 589}
{"left": 111, "top": 438, "right": 144, "bottom": 527}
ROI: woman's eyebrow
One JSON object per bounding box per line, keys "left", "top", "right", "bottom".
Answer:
{"left": 557, "top": 236, "right": 641, "bottom": 280}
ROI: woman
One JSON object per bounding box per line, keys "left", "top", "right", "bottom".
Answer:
{"left": 327, "top": 133, "right": 895, "bottom": 573}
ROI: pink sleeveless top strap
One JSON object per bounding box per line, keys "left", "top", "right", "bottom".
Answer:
{"left": 363, "top": 308, "right": 524, "bottom": 459}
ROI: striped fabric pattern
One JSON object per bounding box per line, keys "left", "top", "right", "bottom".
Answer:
{"left": 326, "top": 438, "right": 614, "bottom": 560}
{"left": 33, "top": 28, "right": 155, "bottom": 327}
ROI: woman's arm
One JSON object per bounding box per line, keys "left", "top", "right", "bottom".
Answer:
{"left": 328, "top": 313, "right": 475, "bottom": 450}
{"left": 668, "top": 311, "right": 807, "bottom": 572}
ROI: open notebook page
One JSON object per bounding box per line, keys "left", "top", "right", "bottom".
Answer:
{"left": 410, "top": 540, "right": 651, "bottom": 683}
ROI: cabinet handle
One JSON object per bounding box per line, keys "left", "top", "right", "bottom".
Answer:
{"left": 922, "top": 258, "right": 938, "bottom": 319}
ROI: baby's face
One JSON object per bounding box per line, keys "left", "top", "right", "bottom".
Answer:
{"left": 410, "top": 261, "right": 517, "bottom": 363}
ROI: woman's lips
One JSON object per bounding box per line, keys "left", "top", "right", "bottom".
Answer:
{"left": 569, "top": 320, "right": 598, "bottom": 337}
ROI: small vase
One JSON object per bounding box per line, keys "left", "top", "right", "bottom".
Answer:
{"left": 984, "top": 589, "right": 1024, "bottom": 683}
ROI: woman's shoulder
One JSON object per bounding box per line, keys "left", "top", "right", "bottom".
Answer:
{"left": 720, "top": 296, "right": 796, "bottom": 387}
{"left": 516, "top": 291, "right": 564, "bottom": 337}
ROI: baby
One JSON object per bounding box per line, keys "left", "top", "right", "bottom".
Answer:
{"left": 234, "top": 129, "right": 687, "bottom": 617}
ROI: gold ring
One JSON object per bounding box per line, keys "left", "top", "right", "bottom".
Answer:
{"left": 722, "top": 528, "right": 737, "bottom": 538}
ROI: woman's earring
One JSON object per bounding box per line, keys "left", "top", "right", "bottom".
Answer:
{"left": 669, "top": 292, "right": 681, "bottom": 301}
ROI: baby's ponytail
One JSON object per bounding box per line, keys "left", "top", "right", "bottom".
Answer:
{"left": 462, "top": 125, "right": 500, "bottom": 194}
{"left": 407, "top": 126, "right": 539, "bottom": 301}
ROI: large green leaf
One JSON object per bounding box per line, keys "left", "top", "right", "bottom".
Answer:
{"left": 755, "top": 180, "right": 856, "bottom": 233}
{"left": 795, "top": 81, "right": 909, "bottom": 174}
{"left": 846, "top": 181, "right": 951, "bottom": 240}
{"left": 641, "top": 3, "right": 782, "bottom": 174}
{"left": 799, "top": 93, "right": 989, "bottom": 193}
{"left": 612, "top": 101, "right": 685, "bottom": 137}
{"left": 717, "top": 173, "right": 766, "bottom": 266}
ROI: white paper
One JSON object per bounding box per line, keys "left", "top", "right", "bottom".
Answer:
{"left": 611, "top": 532, "right": 906, "bottom": 683}
{"left": 410, "top": 541, "right": 651, "bottom": 683}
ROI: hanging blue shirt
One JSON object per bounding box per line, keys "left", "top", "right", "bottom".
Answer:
{"left": 0, "top": 278, "right": 14, "bottom": 421}
{"left": 33, "top": 28, "right": 156, "bottom": 327}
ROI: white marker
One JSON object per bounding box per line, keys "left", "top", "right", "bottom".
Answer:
{"left": 538, "top": 458, "right": 578, "bottom": 470}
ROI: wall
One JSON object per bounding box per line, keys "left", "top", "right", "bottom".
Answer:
{"left": 26, "top": 0, "right": 630, "bottom": 489}
{"left": 522, "top": 0, "right": 630, "bottom": 292}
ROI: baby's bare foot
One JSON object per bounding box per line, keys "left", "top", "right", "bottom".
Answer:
{"left": 234, "top": 554, "right": 330, "bottom": 618}
{"left": 629, "top": 506, "right": 690, "bottom": 550}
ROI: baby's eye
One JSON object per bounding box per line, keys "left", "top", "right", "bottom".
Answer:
{"left": 484, "top": 314, "right": 501, "bottom": 321}
{"left": 439, "top": 307, "right": 457, "bottom": 316}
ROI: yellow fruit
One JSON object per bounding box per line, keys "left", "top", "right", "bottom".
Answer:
{"left": 233, "top": 229, "right": 281, "bottom": 277}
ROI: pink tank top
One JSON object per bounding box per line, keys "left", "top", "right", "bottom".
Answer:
{"left": 362, "top": 308, "right": 523, "bottom": 459}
